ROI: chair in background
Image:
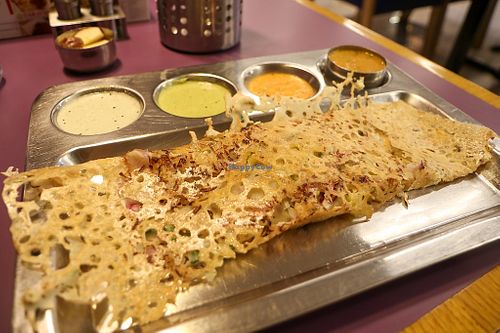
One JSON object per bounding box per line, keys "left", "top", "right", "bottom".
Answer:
{"left": 310, "top": 0, "right": 497, "bottom": 72}
{"left": 340, "top": 0, "right": 498, "bottom": 71}
{"left": 445, "top": 0, "right": 497, "bottom": 72}
{"left": 342, "top": 0, "right": 450, "bottom": 58}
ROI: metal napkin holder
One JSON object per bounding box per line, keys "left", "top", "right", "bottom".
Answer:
{"left": 48, "top": 5, "right": 128, "bottom": 40}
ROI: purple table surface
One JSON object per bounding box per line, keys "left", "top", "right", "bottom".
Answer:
{"left": 0, "top": 1, "right": 498, "bottom": 332}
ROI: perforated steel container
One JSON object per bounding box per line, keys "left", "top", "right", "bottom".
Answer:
{"left": 54, "top": 0, "right": 82, "bottom": 20}
{"left": 89, "top": 0, "right": 114, "bottom": 16}
{"left": 157, "top": 0, "right": 242, "bottom": 53}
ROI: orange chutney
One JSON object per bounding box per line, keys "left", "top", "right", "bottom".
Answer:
{"left": 247, "top": 73, "right": 315, "bottom": 99}
{"left": 329, "top": 48, "right": 386, "bottom": 73}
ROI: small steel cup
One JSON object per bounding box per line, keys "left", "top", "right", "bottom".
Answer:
{"left": 153, "top": 73, "right": 238, "bottom": 118}
{"left": 89, "top": 0, "right": 114, "bottom": 16}
{"left": 240, "top": 62, "right": 324, "bottom": 102}
{"left": 326, "top": 45, "right": 388, "bottom": 88}
{"left": 55, "top": 0, "right": 82, "bottom": 20}
{"left": 55, "top": 27, "right": 117, "bottom": 73}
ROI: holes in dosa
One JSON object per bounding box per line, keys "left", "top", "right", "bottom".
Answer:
{"left": 159, "top": 273, "right": 174, "bottom": 284}
{"left": 185, "top": 250, "right": 206, "bottom": 269}
{"left": 346, "top": 183, "right": 359, "bottom": 194}
{"left": 247, "top": 188, "right": 265, "bottom": 200}
{"left": 179, "top": 228, "right": 191, "bottom": 237}
{"left": 269, "top": 180, "right": 279, "bottom": 189}
{"left": 59, "top": 212, "right": 69, "bottom": 220}
{"left": 207, "top": 203, "right": 222, "bottom": 219}
{"left": 197, "top": 229, "right": 209, "bottom": 238}
{"left": 313, "top": 151, "right": 324, "bottom": 158}
{"left": 90, "top": 254, "right": 100, "bottom": 263}
{"left": 214, "top": 233, "right": 225, "bottom": 244}
{"left": 276, "top": 158, "right": 285, "bottom": 165}
{"left": 38, "top": 200, "right": 53, "bottom": 210}
{"left": 19, "top": 235, "right": 30, "bottom": 244}
{"left": 7, "top": 184, "right": 24, "bottom": 203}
{"left": 272, "top": 200, "right": 294, "bottom": 223}
{"left": 29, "top": 209, "right": 47, "bottom": 224}
{"left": 80, "top": 264, "right": 97, "bottom": 273}
{"left": 128, "top": 279, "right": 138, "bottom": 288}
{"left": 145, "top": 228, "right": 158, "bottom": 241}
{"left": 230, "top": 182, "right": 245, "bottom": 195}
{"left": 24, "top": 177, "right": 64, "bottom": 201}
{"left": 236, "top": 233, "right": 255, "bottom": 245}
{"left": 163, "top": 223, "right": 175, "bottom": 232}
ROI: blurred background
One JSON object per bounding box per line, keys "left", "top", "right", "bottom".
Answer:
{"left": 314, "top": 0, "right": 499, "bottom": 94}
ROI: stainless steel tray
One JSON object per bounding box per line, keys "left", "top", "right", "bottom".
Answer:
{"left": 15, "top": 49, "right": 500, "bottom": 333}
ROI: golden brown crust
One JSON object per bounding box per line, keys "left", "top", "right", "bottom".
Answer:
{"left": 2, "top": 99, "right": 495, "bottom": 329}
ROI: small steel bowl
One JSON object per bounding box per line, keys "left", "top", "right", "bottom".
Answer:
{"left": 153, "top": 73, "right": 238, "bottom": 118}
{"left": 240, "top": 62, "right": 324, "bottom": 101}
{"left": 51, "top": 85, "right": 145, "bottom": 135}
{"left": 326, "top": 45, "right": 388, "bottom": 88}
{"left": 55, "top": 27, "right": 116, "bottom": 73}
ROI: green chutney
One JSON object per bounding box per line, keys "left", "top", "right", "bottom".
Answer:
{"left": 157, "top": 80, "right": 231, "bottom": 118}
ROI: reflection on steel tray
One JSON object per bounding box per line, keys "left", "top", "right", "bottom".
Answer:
{"left": 15, "top": 49, "right": 500, "bottom": 333}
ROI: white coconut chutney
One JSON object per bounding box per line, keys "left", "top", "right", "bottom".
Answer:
{"left": 55, "top": 90, "right": 143, "bottom": 135}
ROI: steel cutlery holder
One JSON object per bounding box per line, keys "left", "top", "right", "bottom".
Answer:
{"left": 157, "top": 0, "right": 242, "bottom": 53}
{"left": 55, "top": 0, "right": 82, "bottom": 20}
{"left": 49, "top": 5, "right": 129, "bottom": 40}
{"left": 89, "top": 0, "right": 114, "bottom": 16}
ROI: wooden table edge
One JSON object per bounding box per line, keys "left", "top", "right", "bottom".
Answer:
{"left": 295, "top": 0, "right": 500, "bottom": 109}
{"left": 402, "top": 266, "right": 500, "bottom": 333}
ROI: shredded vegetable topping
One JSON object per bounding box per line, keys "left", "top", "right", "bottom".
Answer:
{"left": 2, "top": 86, "right": 495, "bottom": 331}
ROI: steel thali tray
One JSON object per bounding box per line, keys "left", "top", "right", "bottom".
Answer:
{"left": 14, "top": 49, "right": 500, "bottom": 333}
